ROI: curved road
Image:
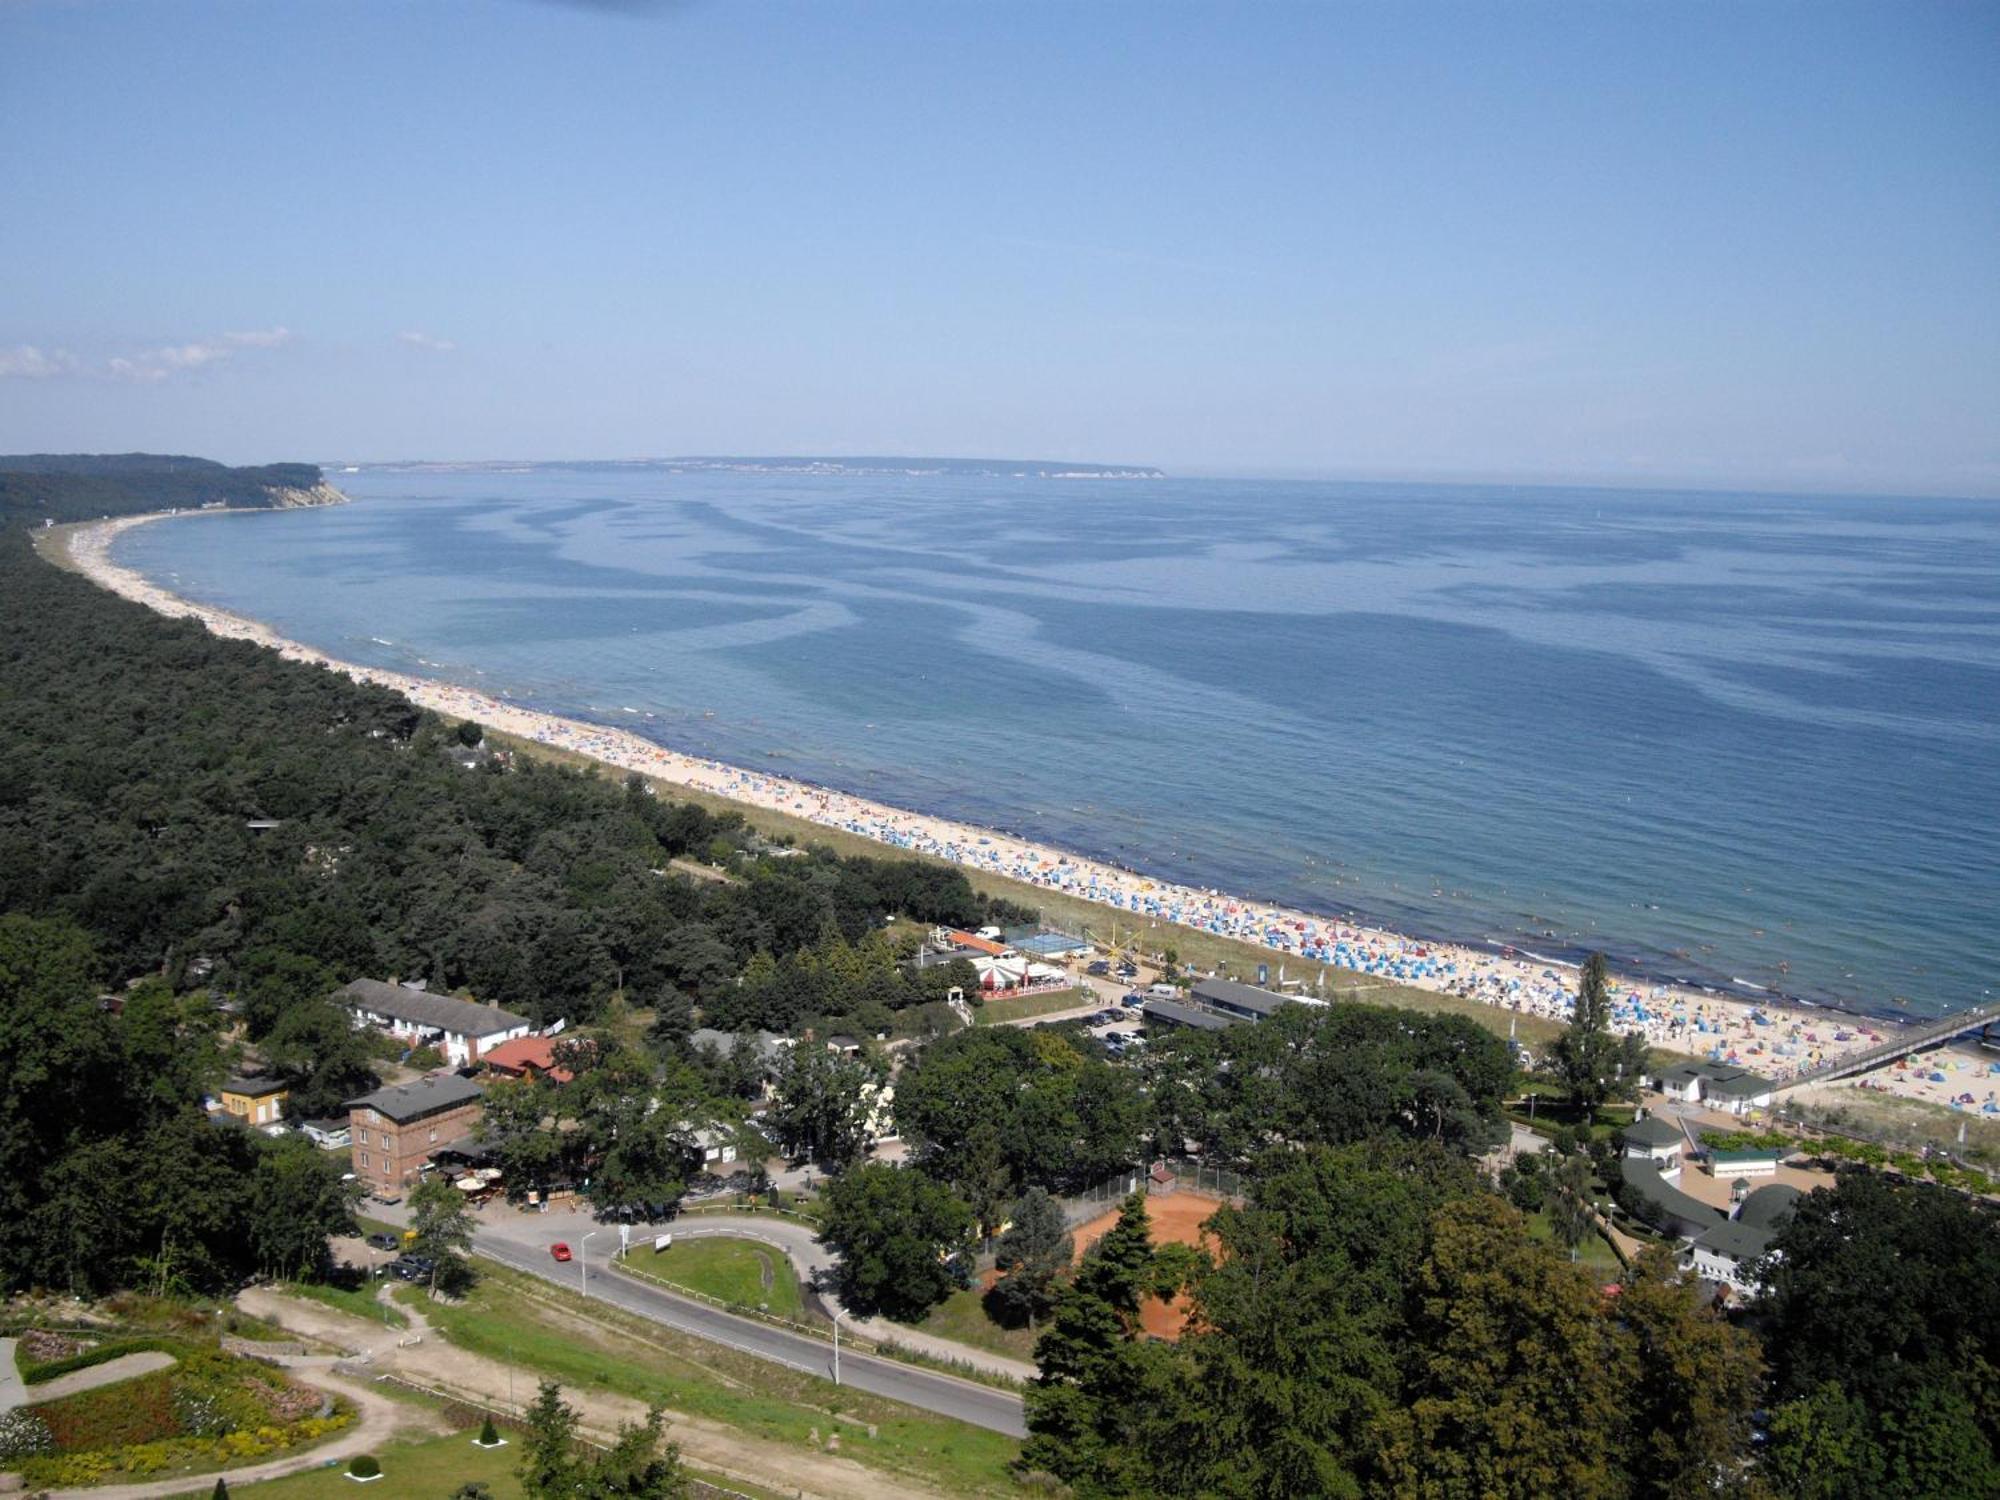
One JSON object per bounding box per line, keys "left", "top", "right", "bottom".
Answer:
{"left": 472, "top": 1234, "right": 1025, "bottom": 1435}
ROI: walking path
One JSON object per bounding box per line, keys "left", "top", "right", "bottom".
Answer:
{"left": 236, "top": 1285, "right": 966, "bottom": 1500}
{"left": 12, "top": 1351, "right": 179, "bottom": 1408}
{"left": 0, "top": 1339, "right": 24, "bottom": 1415}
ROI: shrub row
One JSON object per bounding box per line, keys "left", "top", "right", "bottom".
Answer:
{"left": 19, "top": 1334, "right": 185, "bottom": 1384}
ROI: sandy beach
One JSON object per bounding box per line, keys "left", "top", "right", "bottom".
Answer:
{"left": 61, "top": 508, "right": 1958, "bottom": 1094}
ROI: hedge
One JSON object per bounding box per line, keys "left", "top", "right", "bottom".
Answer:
{"left": 19, "top": 1335, "right": 185, "bottom": 1384}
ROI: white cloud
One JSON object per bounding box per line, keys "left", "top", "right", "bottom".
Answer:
{"left": 0, "top": 344, "right": 78, "bottom": 379}
{"left": 223, "top": 326, "right": 294, "bottom": 348}
{"left": 397, "top": 330, "right": 457, "bottom": 352}
{"left": 105, "top": 328, "right": 295, "bottom": 382}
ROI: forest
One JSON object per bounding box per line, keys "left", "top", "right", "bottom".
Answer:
{"left": 0, "top": 461, "right": 1025, "bottom": 1293}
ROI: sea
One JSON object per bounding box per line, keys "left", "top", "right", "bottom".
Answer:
{"left": 113, "top": 466, "right": 2000, "bottom": 1021}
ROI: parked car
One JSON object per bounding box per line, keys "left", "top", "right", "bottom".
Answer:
{"left": 1085, "top": 961, "right": 1111, "bottom": 976}
{"left": 550, "top": 1242, "right": 573, "bottom": 1262}
{"left": 391, "top": 1255, "right": 434, "bottom": 1281}
{"left": 364, "top": 1232, "right": 401, "bottom": 1252}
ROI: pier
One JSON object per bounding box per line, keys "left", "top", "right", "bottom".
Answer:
{"left": 1775, "top": 1002, "right": 2000, "bottom": 1093}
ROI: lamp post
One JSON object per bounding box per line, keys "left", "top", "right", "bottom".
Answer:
{"left": 832, "top": 1308, "right": 843, "bottom": 1386}
{"left": 580, "top": 1230, "right": 600, "bottom": 1299}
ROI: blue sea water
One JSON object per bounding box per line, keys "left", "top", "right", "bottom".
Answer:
{"left": 114, "top": 468, "right": 2000, "bottom": 1019}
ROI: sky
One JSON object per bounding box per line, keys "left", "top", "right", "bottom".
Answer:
{"left": 1, "top": 1, "right": 1996, "bottom": 495}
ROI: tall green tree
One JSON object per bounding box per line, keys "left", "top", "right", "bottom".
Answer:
{"left": 765, "top": 1042, "right": 885, "bottom": 1170}
{"left": 820, "top": 1163, "right": 974, "bottom": 1320}
{"left": 988, "top": 1186, "right": 1074, "bottom": 1329}
{"left": 1549, "top": 953, "right": 1646, "bottom": 1118}
{"left": 408, "top": 1175, "right": 475, "bottom": 1295}
{"left": 1371, "top": 1196, "right": 1627, "bottom": 1500}
{"left": 518, "top": 1381, "right": 687, "bottom": 1500}
{"left": 248, "top": 1133, "right": 363, "bottom": 1281}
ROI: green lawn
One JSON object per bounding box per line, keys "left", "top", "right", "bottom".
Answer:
{"left": 621, "top": 1236, "right": 806, "bottom": 1320}
{"left": 912, "top": 1287, "right": 1038, "bottom": 1364}
{"left": 973, "top": 989, "right": 1087, "bottom": 1025}
{"left": 279, "top": 1278, "right": 408, "bottom": 1330}
{"left": 1525, "top": 1209, "right": 1626, "bottom": 1280}
{"left": 415, "top": 1260, "right": 1020, "bottom": 1497}
{"left": 162, "top": 1430, "right": 524, "bottom": 1499}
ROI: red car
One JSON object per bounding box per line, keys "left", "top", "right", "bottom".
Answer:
{"left": 550, "top": 1242, "right": 572, "bottom": 1263}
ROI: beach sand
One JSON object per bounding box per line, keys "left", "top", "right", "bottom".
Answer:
{"left": 59, "top": 509, "right": 1931, "bottom": 1090}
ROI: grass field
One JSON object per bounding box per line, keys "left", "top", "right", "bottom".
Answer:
{"left": 279, "top": 1278, "right": 408, "bottom": 1330}
{"left": 621, "top": 1236, "right": 807, "bottom": 1320}
{"left": 414, "top": 1261, "right": 1021, "bottom": 1497}
{"left": 1525, "top": 1208, "right": 1627, "bottom": 1280}
{"left": 913, "top": 1288, "right": 1039, "bottom": 1363}
{"left": 972, "top": 989, "right": 1088, "bottom": 1025}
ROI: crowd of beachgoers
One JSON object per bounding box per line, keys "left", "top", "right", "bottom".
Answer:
{"left": 69, "top": 511, "right": 1993, "bottom": 1109}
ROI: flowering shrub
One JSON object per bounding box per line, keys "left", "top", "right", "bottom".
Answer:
{"left": 0, "top": 1407, "right": 57, "bottom": 1461}
{"left": 16, "top": 1408, "right": 353, "bottom": 1487}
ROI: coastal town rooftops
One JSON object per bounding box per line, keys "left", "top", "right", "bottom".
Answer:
{"left": 1692, "top": 1218, "right": 1779, "bottom": 1266}
{"left": 1142, "top": 997, "right": 1238, "bottom": 1032}
{"left": 480, "top": 1035, "right": 577, "bottom": 1083}
{"left": 1622, "top": 1157, "right": 1724, "bottom": 1237}
{"left": 221, "top": 1075, "right": 289, "bottom": 1099}
{"left": 1190, "top": 977, "right": 1293, "bottom": 1019}
{"left": 336, "top": 978, "right": 529, "bottom": 1037}
{"left": 1621, "top": 1116, "right": 1686, "bottom": 1150}
{"left": 1735, "top": 1182, "right": 1803, "bottom": 1228}
{"left": 346, "top": 1073, "right": 484, "bottom": 1124}
{"left": 1701, "top": 1067, "right": 1775, "bottom": 1100}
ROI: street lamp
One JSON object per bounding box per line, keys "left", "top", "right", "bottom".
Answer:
{"left": 579, "top": 1230, "right": 600, "bottom": 1299}
{"left": 831, "top": 1308, "right": 844, "bottom": 1387}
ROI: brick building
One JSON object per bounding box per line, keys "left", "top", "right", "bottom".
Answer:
{"left": 347, "top": 1074, "right": 485, "bottom": 1193}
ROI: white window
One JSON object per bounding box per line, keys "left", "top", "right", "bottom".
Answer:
{"left": 360, "top": 1152, "right": 370, "bottom": 1168}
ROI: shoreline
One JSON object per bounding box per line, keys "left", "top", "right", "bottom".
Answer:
{"left": 55, "top": 508, "right": 1967, "bottom": 1097}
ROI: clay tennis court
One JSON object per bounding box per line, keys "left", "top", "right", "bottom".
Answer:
{"left": 1070, "top": 1189, "right": 1226, "bottom": 1340}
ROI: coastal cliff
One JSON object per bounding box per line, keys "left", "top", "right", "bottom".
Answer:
{"left": 262, "top": 480, "right": 349, "bottom": 508}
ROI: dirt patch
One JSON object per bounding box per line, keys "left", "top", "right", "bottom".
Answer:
{"left": 1070, "top": 1190, "right": 1224, "bottom": 1340}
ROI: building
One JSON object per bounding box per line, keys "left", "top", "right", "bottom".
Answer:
{"left": 1619, "top": 1156, "right": 1725, "bottom": 1242}
{"left": 217, "top": 1075, "right": 289, "bottom": 1127}
{"left": 1189, "top": 977, "right": 1304, "bottom": 1023}
{"left": 1651, "top": 1061, "right": 1775, "bottom": 1116}
{"left": 347, "top": 1074, "right": 485, "bottom": 1193}
{"left": 1005, "top": 928, "right": 1093, "bottom": 960}
{"left": 1706, "top": 1142, "right": 1783, "bottom": 1179}
{"left": 1688, "top": 1183, "right": 1801, "bottom": 1294}
{"left": 1141, "top": 997, "right": 1238, "bottom": 1034}
{"left": 480, "top": 1034, "right": 579, "bottom": 1085}
{"left": 1619, "top": 1114, "right": 1687, "bottom": 1167}
{"left": 336, "top": 978, "right": 532, "bottom": 1067}
{"left": 299, "top": 1117, "right": 351, "bottom": 1151}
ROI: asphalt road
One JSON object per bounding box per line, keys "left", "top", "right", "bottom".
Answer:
{"left": 472, "top": 1232, "right": 1027, "bottom": 1436}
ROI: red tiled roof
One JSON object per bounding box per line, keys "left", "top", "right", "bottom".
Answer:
{"left": 942, "top": 929, "right": 1009, "bottom": 957}
{"left": 480, "top": 1035, "right": 573, "bottom": 1083}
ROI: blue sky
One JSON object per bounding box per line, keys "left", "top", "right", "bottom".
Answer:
{"left": 2, "top": 1, "right": 1995, "bottom": 494}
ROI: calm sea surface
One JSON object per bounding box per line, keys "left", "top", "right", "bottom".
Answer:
{"left": 115, "top": 469, "right": 2000, "bottom": 1019}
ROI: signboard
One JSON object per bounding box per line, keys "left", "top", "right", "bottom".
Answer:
{"left": 652, "top": 1233, "right": 673, "bottom": 1253}
{"left": 1256, "top": 964, "right": 1269, "bottom": 986}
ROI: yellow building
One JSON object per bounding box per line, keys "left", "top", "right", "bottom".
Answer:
{"left": 219, "top": 1075, "right": 289, "bottom": 1126}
